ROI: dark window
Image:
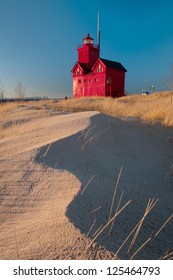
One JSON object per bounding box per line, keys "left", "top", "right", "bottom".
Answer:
{"left": 106, "top": 77, "right": 112, "bottom": 85}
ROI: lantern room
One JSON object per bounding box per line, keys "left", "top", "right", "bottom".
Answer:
{"left": 83, "top": 34, "right": 94, "bottom": 45}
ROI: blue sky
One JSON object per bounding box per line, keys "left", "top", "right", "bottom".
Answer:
{"left": 0, "top": 0, "right": 173, "bottom": 98}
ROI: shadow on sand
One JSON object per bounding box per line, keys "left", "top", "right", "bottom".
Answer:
{"left": 35, "top": 113, "right": 173, "bottom": 259}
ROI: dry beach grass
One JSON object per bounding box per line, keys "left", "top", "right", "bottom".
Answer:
{"left": 55, "top": 91, "right": 173, "bottom": 127}
{"left": 0, "top": 92, "right": 173, "bottom": 259}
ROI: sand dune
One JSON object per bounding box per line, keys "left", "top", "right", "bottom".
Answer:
{"left": 0, "top": 107, "right": 173, "bottom": 259}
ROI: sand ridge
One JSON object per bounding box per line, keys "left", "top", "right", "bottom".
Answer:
{"left": 0, "top": 107, "right": 173, "bottom": 259}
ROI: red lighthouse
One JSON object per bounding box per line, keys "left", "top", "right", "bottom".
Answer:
{"left": 71, "top": 33, "right": 127, "bottom": 98}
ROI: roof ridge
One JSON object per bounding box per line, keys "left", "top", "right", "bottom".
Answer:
{"left": 99, "top": 58, "right": 127, "bottom": 72}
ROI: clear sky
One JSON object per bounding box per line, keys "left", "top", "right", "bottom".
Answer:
{"left": 0, "top": 0, "right": 173, "bottom": 98}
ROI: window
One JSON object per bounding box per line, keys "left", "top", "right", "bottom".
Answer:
{"left": 95, "top": 78, "right": 98, "bottom": 82}
{"left": 84, "top": 38, "right": 93, "bottom": 44}
{"left": 76, "top": 68, "right": 81, "bottom": 76}
{"left": 106, "top": 77, "right": 112, "bottom": 85}
{"left": 78, "top": 79, "right": 82, "bottom": 83}
{"left": 89, "top": 79, "right": 92, "bottom": 82}
{"left": 96, "top": 64, "right": 103, "bottom": 73}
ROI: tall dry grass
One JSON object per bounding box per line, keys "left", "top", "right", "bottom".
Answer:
{"left": 1, "top": 91, "right": 173, "bottom": 130}
{"left": 0, "top": 101, "right": 19, "bottom": 114}
{"left": 55, "top": 91, "right": 173, "bottom": 127}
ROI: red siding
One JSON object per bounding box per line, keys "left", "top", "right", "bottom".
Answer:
{"left": 106, "top": 68, "right": 125, "bottom": 98}
{"left": 72, "top": 68, "right": 126, "bottom": 98}
{"left": 78, "top": 45, "right": 99, "bottom": 69}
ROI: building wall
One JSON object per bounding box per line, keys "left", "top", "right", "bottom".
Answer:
{"left": 92, "top": 74, "right": 105, "bottom": 96}
{"left": 73, "top": 73, "right": 105, "bottom": 97}
{"left": 72, "top": 68, "right": 126, "bottom": 98}
{"left": 106, "top": 68, "right": 125, "bottom": 97}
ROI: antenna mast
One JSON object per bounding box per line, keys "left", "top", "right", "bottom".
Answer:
{"left": 97, "top": 11, "right": 100, "bottom": 57}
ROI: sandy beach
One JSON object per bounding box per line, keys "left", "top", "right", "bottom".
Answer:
{"left": 0, "top": 105, "right": 173, "bottom": 259}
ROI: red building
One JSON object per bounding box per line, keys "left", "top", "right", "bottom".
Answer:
{"left": 71, "top": 34, "right": 127, "bottom": 98}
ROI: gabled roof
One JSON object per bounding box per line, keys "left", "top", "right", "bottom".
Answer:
{"left": 77, "top": 62, "right": 89, "bottom": 71}
{"left": 72, "top": 58, "right": 127, "bottom": 74}
{"left": 99, "top": 58, "right": 127, "bottom": 72}
{"left": 71, "top": 62, "right": 88, "bottom": 73}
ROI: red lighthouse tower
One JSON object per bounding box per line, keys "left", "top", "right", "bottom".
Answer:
{"left": 71, "top": 33, "right": 127, "bottom": 98}
{"left": 77, "top": 34, "right": 99, "bottom": 68}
